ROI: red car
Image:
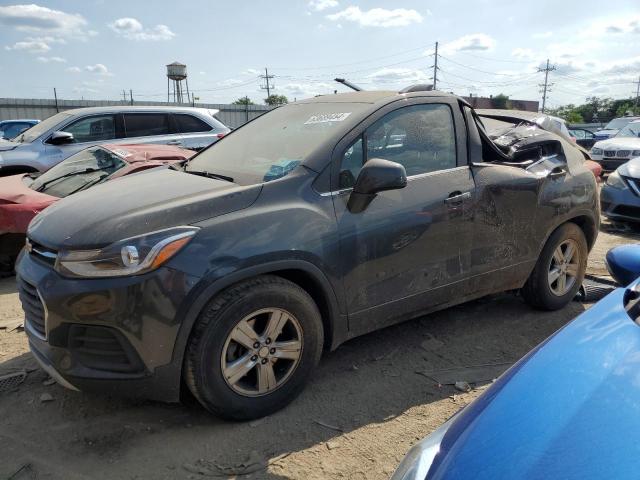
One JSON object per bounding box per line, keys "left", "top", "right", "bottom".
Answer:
{"left": 0, "top": 143, "right": 196, "bottom": 273}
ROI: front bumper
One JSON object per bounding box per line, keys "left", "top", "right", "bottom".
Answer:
{"left": 16, "top": 249, "right": 200, "bottom": 402}
{"left": 601, "top": 184, "right": 640, "bottom": 222}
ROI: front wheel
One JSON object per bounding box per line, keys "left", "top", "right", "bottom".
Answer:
{"left": 521, "top": 222, "right": 588, "bottom": 310}
{"left": 184, "top": 275, "right": 323, "bottom": 420}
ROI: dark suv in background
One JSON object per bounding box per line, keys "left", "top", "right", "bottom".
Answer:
{"left": 17, "top": 88, "right": 598, "bottom": 419}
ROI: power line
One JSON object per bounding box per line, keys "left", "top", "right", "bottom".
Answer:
{"left": 438, "top": 54, "right": 532, "bottom": 76}
{"left": 537, "top": 59, "right": 556, "bottom": 113}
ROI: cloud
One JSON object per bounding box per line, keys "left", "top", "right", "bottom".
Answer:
{"left": 512, "top": 47, "right": 535, "bottom": 60}
{"left": 109, "top": 17, "right": 175, "bottom": 41}
{"left": 366, "top": 67, "right": 429, "bottom": 85}
{"left": 308, "top": 0, "right": 338, "bottom": 11}
{"left": 280, "top": 82, "right": 334, "bottom": 97}
{"left": 5, "top": 39, "right": 50, "bottom": 53}
{"left": 0, "top": 4, "right": 88, "bottom": 39}
{"left": 37, "top": 55, "right": 66, "bottom": 63}
{"left": 66, "top": 66, "right": 81, "bottom": 73}
{"left": 245, "top": 68, "right": 260, "bottom": 75}
{"left": 532, "top": 31, "right": 553, "bottom": 39}
{"left": 85, "top": 63, "right": 112, "bottom": 76}
{"left": 326, "top": 6, "right": 424, "bottom": 28}
{"left": 604, "top": 16, "right": 640, "bottom": 35}
{"left": 441, "top": 34, "right": 496, "bottom": 54}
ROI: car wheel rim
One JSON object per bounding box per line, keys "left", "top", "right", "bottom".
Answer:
{"left": 548, "top": 239, "right": 580, "bottom": 296}
{"left": 221, "top": 308, "right": 303, "bottom": 397}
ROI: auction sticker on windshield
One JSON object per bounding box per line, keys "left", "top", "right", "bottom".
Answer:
{"left": 304, "top": 112, "right": 351, "bottom": 125}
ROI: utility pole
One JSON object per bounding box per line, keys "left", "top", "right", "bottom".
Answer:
{"left": 432, "top": 41, "right": 439, "bottom": 90}
{"left": 53, "top": 87, "right": 59, "bottom": 113}
{"left": 260, "top": 67, "right": 275, "bottom": 98}
{"left": 129, "top": 89, "right": 133, "bottom": 106}
{"left": 635, "top": 75, "right": 640, "bottom": 107}
{"left": 537, "top": 59, "right": 555, "bottom": 113}
{"left": 122, "top": 89, "right": 127, "bottom": 102}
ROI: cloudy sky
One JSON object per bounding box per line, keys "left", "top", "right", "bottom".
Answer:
{"left": 0, "top": 0, "right": 639, "bottom": 107}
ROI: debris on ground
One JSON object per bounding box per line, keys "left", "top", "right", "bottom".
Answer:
{"left": 419, "top": 362, "right": 513, "bottom": 386}
{"left": 314, "top": 419, "right": 343, "bottom": 432}
{"left": 0, "top": 319, "right": 24, "bottom": 332}
{"left": 326, "top": 441, "right": 339, "bottom": 450}
{"left": 39, "top": 392, "right": 54, "bottom": 403}
{"left": 183, "top": 451, "right": 267, "bottom": 477}
{"left": 0, "top": 370, "right": 27, "bottom": 392}
{"left": 575, "top": 275, "right": 618, "bottom": 303}
{"left": 454, "top": 381, "right": 472, "bottom": 393}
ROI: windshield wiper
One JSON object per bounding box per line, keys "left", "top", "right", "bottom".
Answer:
{"left": 186, "top": 170, "right": 234, "bottom": 183}
{"left": 35, "top": 167, "right": 100, "bottom": 192}
{"left": 65, "top": 173, "right": 109, "bottom": 196}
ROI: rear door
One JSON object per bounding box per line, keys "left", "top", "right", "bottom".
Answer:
{"left": 173, "top": 113, "right": 221, "bottom": 150}
{"left": 122, "top": 112, "right": 182, "bottom": 146}
{"left": 331, "top": 99, "right": 476, "bottom": 335}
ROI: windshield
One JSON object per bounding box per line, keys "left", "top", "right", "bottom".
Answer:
{"left": 604, "top": 117, "right": 635, "bottom": 130}
{"left": 616, "top": 122, "right": 640, "bottom": 138}
{"left": 187, "top": 102, "right": 368, "bottom": 185}
{"left": 29, "top": 146, "right": 126, "bottom": 197}
{"left": 16, "top": 112, "right": 73, "bottom": 143}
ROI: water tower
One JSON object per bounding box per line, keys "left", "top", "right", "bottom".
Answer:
{"left": 166, "top": 61, "right": 189, "bottom": 103}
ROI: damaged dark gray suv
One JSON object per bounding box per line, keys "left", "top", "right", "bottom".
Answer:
{"left": 16, "top": 88, "right": 599, "bottom": 420}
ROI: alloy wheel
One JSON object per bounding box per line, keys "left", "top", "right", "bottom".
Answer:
{"left": 220, "top": 308, "right": 303, "bottom": 397}
{"left": 548, "top": 239, "right": 580, "bottom": 296}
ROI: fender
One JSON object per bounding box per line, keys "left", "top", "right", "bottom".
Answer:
{"left": 170, "top": 259, "right": 348, "bottom": 375}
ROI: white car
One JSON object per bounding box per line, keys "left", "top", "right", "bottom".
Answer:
{"left": 590, "top": 119, "right": 640, "bottom": 171}
{"left": 0, "top": 106, "right": 230, "bottom": 175}
{"left": 594, "top": 116, "right": 640, "bottom": 141}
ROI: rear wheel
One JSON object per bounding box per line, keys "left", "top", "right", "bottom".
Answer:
{"left": 184, "top": 275, "right": 323, "bottom": 420}
{"left": 521, "top": 222, "right": 587, "bottom": 310}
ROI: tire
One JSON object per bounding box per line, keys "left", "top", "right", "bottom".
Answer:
{"left": 184, "top": 275, "right": 323, "bottom": 420}
{"left": 521, "top": 222, "right": 588, "bottom": 310}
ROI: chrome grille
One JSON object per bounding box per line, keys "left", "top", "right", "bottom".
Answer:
{"left": 605, "top": 150, "right": 616, "bottom": 157}
{"left": 617, "top": 150, "right": 631, "bottom": 158}
{"left": 17, "top": 277, "right": 46, "bottom": 339}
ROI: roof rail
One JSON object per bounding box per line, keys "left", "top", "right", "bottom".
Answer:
{"left": 399, "top": 84, "right": 434, "bottom": 93}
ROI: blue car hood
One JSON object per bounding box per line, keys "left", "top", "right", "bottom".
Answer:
{"left": 429, "top": 283, "right": 640, "bottom": 479}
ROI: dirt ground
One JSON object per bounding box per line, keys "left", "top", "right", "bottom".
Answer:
{"left": 0, "top": 221, "right": 636, "bottom": 480}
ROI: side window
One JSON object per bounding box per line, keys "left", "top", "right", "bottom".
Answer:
{"left": 63, "top": 115, "right": 116, "bottom": 143}
{"left": 339, "top": 138, "right": 364, "bottom": 188}
{"left": 175, "top": 114, "right": 212, "bottom": 133}
{"left": 123, "top": 113, "right": 170, "bottom": 138}
{"left": 366, "top": 104, "right": 456, "bottom": 176}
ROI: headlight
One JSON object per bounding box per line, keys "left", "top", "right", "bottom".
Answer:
{"left": 391, "top": 415, "right": 456, "bottom": 480}
{"left": 591, "top": 147, "right": 603, "bottom": 155}
{"left": 56, "top": 226, "right": 198, "bottom": 278}
{"left": 605, "top": 170, "right": 628, "bottom": 190}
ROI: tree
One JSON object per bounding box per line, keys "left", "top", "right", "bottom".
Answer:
{"left": 265, "top": 94, "right": 288, "bottom": 106}
{"left": 491, "top": 93, "right": 509, "bottom": 109}
{"left": 233, "top": 96, "right": 255, "bottom": 105}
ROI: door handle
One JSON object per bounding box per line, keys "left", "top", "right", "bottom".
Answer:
{"left": 166, "top": 140, "right": 182, "bottom": 145}
{"left": 549, "top": 167, "right": 566, "bottom": 179}
{"left": 444, "top": 191, "right": 471, "bottom": 205}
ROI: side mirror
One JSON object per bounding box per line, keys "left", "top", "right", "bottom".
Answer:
{"left": 48, "top": 131, "right": 74, "bottom": 145}
{"left": 347, "top": 158, "right": 407, "bottom": 213}
{"left": 606, "top": 245, "right": 640, "bottom": 286}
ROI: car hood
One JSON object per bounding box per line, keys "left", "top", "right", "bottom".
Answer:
{"left": 0, "top": 174, "right": 57, "bottom": 204}
{"left": 28, "top": 168, "right": 262, "bottom": 250}
{"left": 0, "top": 139, "right": 19, "bottom": 152}
{"left": 427, "top": 283, "right": 640, "bottom": 479}
{"left": 617, "top": 157, "right": 640, "bottom": 178}
{"left": 594, "top": 137, "right": 640, "bottom": 150}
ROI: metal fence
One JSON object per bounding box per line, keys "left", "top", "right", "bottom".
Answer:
{"left": 0, "top": 98, "right": 272, "bottom": 129}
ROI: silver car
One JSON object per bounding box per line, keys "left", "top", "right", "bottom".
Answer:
{"left": 0, "top": 106, "right": 230, "bottom": 174}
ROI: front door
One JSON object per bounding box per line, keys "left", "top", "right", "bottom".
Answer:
{"left": 332, "top": 102, "right": 476, "bottom": 335}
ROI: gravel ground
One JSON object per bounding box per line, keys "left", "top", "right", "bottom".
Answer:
{"left": 0, "top": 223, "right": 635, "bottom": 480}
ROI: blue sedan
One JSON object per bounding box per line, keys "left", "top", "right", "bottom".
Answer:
{"left": 0, "top": 119, "right": 39, "bottom": 140}
{"left": 392, "top": 248, "right": 640, "bottom": 479}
